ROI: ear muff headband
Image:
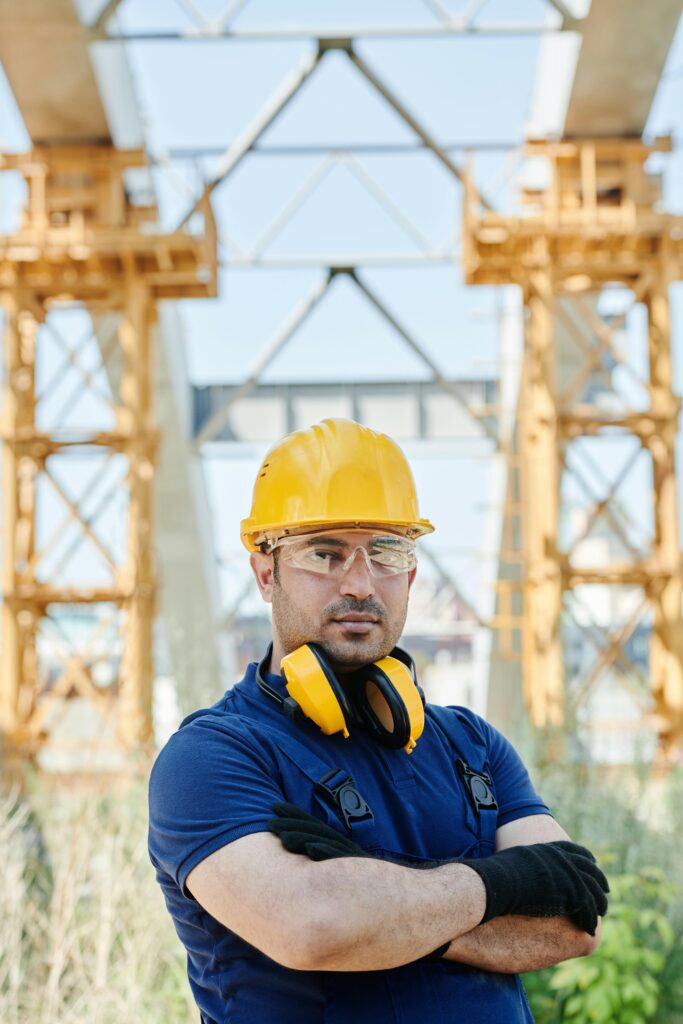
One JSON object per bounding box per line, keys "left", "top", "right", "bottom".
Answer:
{"left": 281, "top": 643, "right": 354, "bottom": 739}
{"left": 352, "top": 656, "right": 425, "bottom": 754}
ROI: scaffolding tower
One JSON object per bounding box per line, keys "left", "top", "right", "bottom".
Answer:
{"left": 0, "top": 146, "right": 216, "bottom": 763}
{"left": 464, "top": 137, "right": 683, "bottom": 757}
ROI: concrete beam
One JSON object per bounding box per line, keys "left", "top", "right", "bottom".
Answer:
{"left": 565, "top": 0, "right": 681, "bottom": 137}
{"left": 0, "top": 0, "right": 109, "bottom": 144}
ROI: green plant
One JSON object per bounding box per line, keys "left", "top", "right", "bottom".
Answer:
{"left": 524, "top": 866, "right": 681, "bottom": 1024}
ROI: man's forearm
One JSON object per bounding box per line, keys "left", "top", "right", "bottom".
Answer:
{"left": 443, "top": 914, "right": 600, "bottom": 973}
{"left": 303, "top": 856, "right": 486, "bottom": 971}
{"left": 188, "top": 833, "right": 487, "bottom": 972}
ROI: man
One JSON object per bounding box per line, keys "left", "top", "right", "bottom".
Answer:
{"left": 148, "top": 418, "right": 608, "bottom": 1024}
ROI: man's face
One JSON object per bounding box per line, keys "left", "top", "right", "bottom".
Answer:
{"left": 250, "top": 528, "right": 416, "bottom": 671}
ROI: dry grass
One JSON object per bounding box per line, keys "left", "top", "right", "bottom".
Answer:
{"left": 4, "top": 762, "right": 682, "bottom": 1023}
{"left": 0, "top": 778, "right": 194, "bottom": 1024}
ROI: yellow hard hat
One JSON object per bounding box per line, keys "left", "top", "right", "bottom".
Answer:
{"left": 240, "top": 418, "right": 435, "bottom": 551}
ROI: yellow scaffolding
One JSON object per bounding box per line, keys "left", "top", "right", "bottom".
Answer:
{"left": 0, "top": 147, "right": 216, "bottom": 762}
{"left": 464, "top": 137, "right": 683, "bottom": 756}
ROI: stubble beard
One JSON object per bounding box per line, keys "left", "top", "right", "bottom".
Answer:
{"left": 271, "top": 580, "right": 408, "bottom": 671}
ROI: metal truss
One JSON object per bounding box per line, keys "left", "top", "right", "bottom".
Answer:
{"left": 464, "top": 137, "right": 683, "bottom": 758}
{"left": 169, "top": 32, "right": 497, "bottom": 235}
{"left": 193, "top": 377, "right": 497, "bottom": 443}
{"left": 192, "top": 265, "right": 499, "bottom": 448}
{"left": 0, "top": 147, "right": 216, "bottom": 764}
{"left": 90, "top": 0, "right": 576, "bottom": 40}
{"left": 159, "top": 16, "right": 514, "bottom": 448}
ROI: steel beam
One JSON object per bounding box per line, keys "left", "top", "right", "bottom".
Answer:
{"left": 192, "top": 266, "right": 498, "bottom": 450}
{"left": 645, "top": 266, "right": 683, "bottom": 752}
{"left": 348, "top": 47, "right": 493, "bottom": 210}
{"left": 349, "top": 270, "right": 498, "bottom": 443}
{"left": 117, "top": 275, "right": 156, "bottom": 748}
{"left": 104, "top": 24, "right": 568, "bottom": 43}
{"left": 193, "top": 378, "right": 498, "bottom": 443}
{"left": 176, "top": 36, "right": 490, "bottom": 231}
{"left": 0, "top": 290, "right": 38, "bottom": 745}
{"left": 177, "top": 46, "right": 322, "bottom": 229}
{"left": 519, "top": 273, "right": 564, "bottom": 727}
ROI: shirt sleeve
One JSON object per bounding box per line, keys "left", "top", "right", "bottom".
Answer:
{"left": 148, "top": 713, "right": 285, "bottom": 896}
{"left": 458, "top": 709, "right": 552, "bottom": 827}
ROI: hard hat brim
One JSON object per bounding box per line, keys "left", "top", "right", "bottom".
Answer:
{"left": 241, "top": 516, "right": 435, "bottom": 552}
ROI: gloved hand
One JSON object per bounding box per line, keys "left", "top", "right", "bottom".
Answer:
{"left": 269, "top": 802, "right": 446, "bottom": 865}
{"left": 461, "top": 840, "right": 609, "bottom": 935}
{"left": 268, "top": 802, "right": 371, "bottom": 860}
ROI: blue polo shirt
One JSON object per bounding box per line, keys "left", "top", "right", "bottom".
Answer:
{"left": 148, "top": 661, "right": 551, "bottom": 1024}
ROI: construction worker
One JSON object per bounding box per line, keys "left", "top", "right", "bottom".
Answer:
{"left": 148, "top": 418, "right": 608, "bottom": 1024}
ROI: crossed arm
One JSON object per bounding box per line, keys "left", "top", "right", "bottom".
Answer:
{"left": 443, "top": 815, "right": 601, "bottom": 972}
{"left": 186, "top": 812, "right": 600, "bottom": 973}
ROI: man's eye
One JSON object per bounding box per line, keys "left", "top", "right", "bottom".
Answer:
{"left": 307, "top": 549, "right": 341, "bottom": 563}
{"left": 371, "top": 549, "right": 403, "bottom": 566}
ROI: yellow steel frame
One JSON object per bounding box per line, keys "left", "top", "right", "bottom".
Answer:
{"left": 464, "top": 137, "right": 683, "bottom": 756}
{"left": 0, "top": 147, "right": 216, "bottom": 761}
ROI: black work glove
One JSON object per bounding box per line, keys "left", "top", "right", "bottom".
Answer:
{"left": 461, "top": 840, "right": 609, "bottom": 936}
{"left": 268, "top": 803, "right": 450, "bottom": 962}
{"left": 269, "top": 802, "right": 370, "bottom": 861}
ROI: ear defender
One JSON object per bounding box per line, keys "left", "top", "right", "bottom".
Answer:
{"left": 280, "top": 643, "right": 355, "bottom": 739}
{"left": 256, "top": 643, "right": 425, "bottom": 752}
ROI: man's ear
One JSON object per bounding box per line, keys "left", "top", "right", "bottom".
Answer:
{"left": 250, "top": 552, "right": 274, "bottom": 604}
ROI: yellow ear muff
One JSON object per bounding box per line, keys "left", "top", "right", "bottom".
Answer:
{"left": 358, "top": 655, "right": 421, "bottom": 753}
{"left": 280, "top": 644, "right": 353, "bottom": 739}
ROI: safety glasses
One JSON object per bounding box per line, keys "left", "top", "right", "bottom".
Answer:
{"left": 268, "top": 530, "right": 417, "bottom": 578}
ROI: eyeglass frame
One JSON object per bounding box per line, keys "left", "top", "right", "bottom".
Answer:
{"left": 262, "top": 528, "right": 418, "bottom": 578}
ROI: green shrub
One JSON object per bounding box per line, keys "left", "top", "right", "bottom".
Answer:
{"left": 523, "top": 863, "right": 682, "bottom": 1023}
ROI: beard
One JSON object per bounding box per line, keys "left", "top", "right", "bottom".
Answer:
{"left": 271, "top": 583, "right": 408, "bottom": 672}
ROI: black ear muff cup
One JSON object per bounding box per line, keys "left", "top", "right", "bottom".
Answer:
{"left": 350, "top": 663, "right": 412, "bottom": 750}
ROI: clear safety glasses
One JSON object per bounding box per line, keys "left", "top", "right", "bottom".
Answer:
{"left": 268, "top": 531, "right": 417, "bottom": 578}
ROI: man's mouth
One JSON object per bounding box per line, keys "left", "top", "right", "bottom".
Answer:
{"left": 330, "top": 613, "right": 379, "bottom": 632}
{"left": 332, "top": 613, "right": 378, "bottom": 622}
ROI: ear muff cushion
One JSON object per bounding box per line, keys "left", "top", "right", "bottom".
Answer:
{"left": 354, "top": 657, "right": 425, "bottom": 752}
{"left": 281, "top": 643, "right": 354, "bottom": 738}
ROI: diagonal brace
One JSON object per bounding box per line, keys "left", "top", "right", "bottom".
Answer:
{"left": 177, "top": 45, "right": 323, "bottom": 229}
{"left": 192, "top": 271, "right": 335, "bottom": 448}
{"left": 349, "top": 269, "right": 498, "bottom": 443}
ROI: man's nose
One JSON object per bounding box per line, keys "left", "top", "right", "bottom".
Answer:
{"left": 338, "top": 548, "right": 375, "bottom": 600}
